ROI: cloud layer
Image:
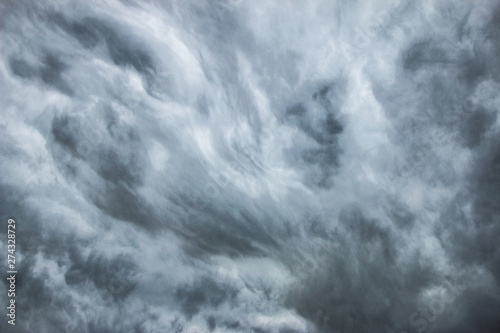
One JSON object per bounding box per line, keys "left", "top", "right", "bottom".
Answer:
{"left": 1, "top": 0, "right": 500, "bottom": 332}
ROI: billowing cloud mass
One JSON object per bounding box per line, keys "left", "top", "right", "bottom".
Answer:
{"left": 1, "top": 0, "right": 500, "bottom": 332}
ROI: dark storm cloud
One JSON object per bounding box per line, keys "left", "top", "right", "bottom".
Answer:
{"left": 285, "top": 206, "right": 438, "bottom": 333}
{"left": 64, "top": 250, "right": 137, "bottom": 298}
{"left": 181, "top": 206, "right": 280, "bottom": 258}
{"left": 53, "top": 13, "right": 167, "bottom": 99}
{"left": 1, "top": 0, "right": 500, "bottom": 332}
{"left": 53, "top": 14, "right": 156, "bottom": 73}
{"left": 9, "top": 52, "right": 74, "bottom": 95}
{"left": 402, "top": 40, "right": 450, "bottom": 72}
{"left": 174, "top": 275, "right": 239, "bottom": 319}
{"left": 51, "top": 109, "right": 146, "bottom": 187}
{"left": 436, "top": 131, "right": 500, "bottom": 272}
{"left": 367, "top": 2, "right": 500, "bottom": 332}
{"left": 48, "top": 103, "right": 162, "bottom": 230}
{"left": 383, "top": 195, "right": 416, "bottom": 229}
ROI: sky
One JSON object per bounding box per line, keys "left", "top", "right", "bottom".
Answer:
{"left": 1, "top": 0, "right": 500, "bottom": 332}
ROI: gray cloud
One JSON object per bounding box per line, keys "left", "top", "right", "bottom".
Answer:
{"left": 1, "top": 0, "right": 500, "bottom": 332}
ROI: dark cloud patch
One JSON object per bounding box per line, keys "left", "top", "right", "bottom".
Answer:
{"left": 3, "top": 249, "right": 85, "bottom": 331}
{"left": 287, "top": 84, "right": 345, "bottom": 146}
{"left": 284, "top": 83, "right": 345, "bottom": 189}
{"left": 448, "top": 288, "right": 500, "bottom": 333}
{"left": 458, "top": 107, "right": 497, "bottom": 148}
{"left": 383, "top": 196, "right": 416, "bottom": 229}
{"left": 175, "top": 276, "right": 238, "bottom": 319}
{"left": 9, "top": 57, "right": 38, "bottom": 79}
{"left": 403, "top": 39, "right": 450, "bottom": 72}
{"left": 222, "top": 320, "right": 240, "bottom": 329}
{"left": 6, "top": 257, "right": 55, "bottom": 310}
{"left": 91, "top": 182, "right": 158, "bottom": 229}
{"left": 286, "top": 103, "right": 307, "bottom": 117}
{"left": 424, "top": 281, "right": 500, "bottom": 333}
{"left": 371, "top": 6, "right": 500, "bottom": 195}
{"left": 0, "top": 185, "right": 30, "bottom": 229}
{"left": 339, "top": 206, "right": 396, "bottom": 262}
{"left": 50, "top": 109, "right": 159, "bottom": 231}
{"left": 9, "top": 52, "right": 74, "bottom": 95}
{"left": 51, "top": 111, "right": 147, "bottom": 187}
{"left": 65, "top": 251, "right": 137, "bottom": 300}
{"left": 181, "top": 206, "right": 279, "bottom": 258}
{"left": 95, "top": 148, "right": 143, "bottom": 186}
{"left": 206, "top": 315, "right": 216, "bottom": 331}
{"left": 57, "top": 16, "right": 155, "bottom": 76}
{"left": 286, "top": 206, "right": 437, "bottom": 333}
{"left": 472, "top": 143, "right": 500, "bottom": 226}
{"left": 252, "top": 328, "right": 270, "bottom": 333}
{"left": 55, "top": 14, "right": 170, "bottom": 99}
{"left": 370, "top": 13, "right": 500, "bottom": 333}
{"left": 51, "top": 114, "right": 88, "bottom": 157}
{"left": 103, "top": 26, "right": 154, "bottom": 75}
{"left": 39, "top": 53, "right": 74, "bottom": 95}
{"left": 483, "top": 4, "right": 500, "bottom": 70}
{"left": 279, "top": 329, "right": 301, "bottom": 333}
{"left": 456, "top": 49, "right": 488, "bottom": 87}
{"left": 54, "top": 15, "right": 101, "bottom": 49}
{"left": 439, "top": 132, "right": 500, "bottom": 264}
{"left": 431, "top": 141, "right": 500, "bottom": 333}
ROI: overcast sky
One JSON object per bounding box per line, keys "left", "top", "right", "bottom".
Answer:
{"left": 1, "top": 0, "right": 500, "bottom": 332}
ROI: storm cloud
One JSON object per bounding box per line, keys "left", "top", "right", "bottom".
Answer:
{"left": 1, "top": 0, "right": 500, "bottom": 332}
